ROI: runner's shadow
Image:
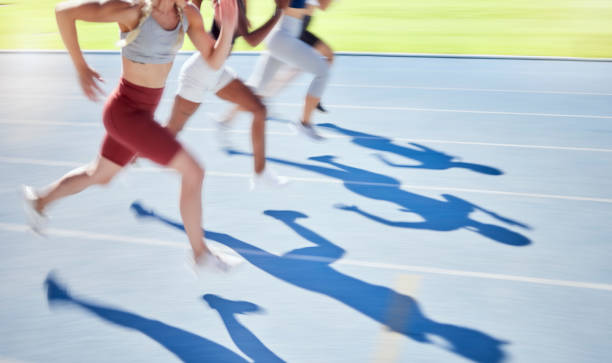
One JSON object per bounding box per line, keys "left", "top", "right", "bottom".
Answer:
{"left": 130, "top": 203, "right": 509, "bottom": 363}
{"left": 44, "top": 274, "right": 278, "bottom": 363}
{"left": 225, "top": 151, "right": 530, "bottom": 246}
{"left": 203, "top": 294, "right": 285, "bottom": 363}
{"left": 317, "top": 123, "right": 503, "bottom": 175}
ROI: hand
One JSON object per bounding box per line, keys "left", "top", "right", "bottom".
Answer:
{"left": 219, "top": 0, "right": 238, "bottom": 32}
{"left": 77, "top": 65, "right": 105, "bottom": 102}
{"left": 275, "top": 0, "right": 289, "bottom": 10}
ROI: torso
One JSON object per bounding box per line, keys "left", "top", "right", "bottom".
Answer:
{"left": 121, "top": 6, "right": 186, "bottom": 88}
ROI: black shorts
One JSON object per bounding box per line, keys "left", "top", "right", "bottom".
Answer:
{"left": 300, "top": 30, "right": 320, "bottom": 47}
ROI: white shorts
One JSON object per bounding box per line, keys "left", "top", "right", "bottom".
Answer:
{"left": 176, "top": 51, "right": 237, "bottom": 103}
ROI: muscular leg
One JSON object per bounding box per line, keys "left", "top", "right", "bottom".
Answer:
{"left": 216, "top": 79, "right": 267, "bottom": 173}
{"left": 36, "top": 156, "right": 123, "bottom": 213}
{"left": 166, "top": 95, "right": 202, "bottom": 137}
{"left": 166, "top": 149, "right": 209, "bottom": 258}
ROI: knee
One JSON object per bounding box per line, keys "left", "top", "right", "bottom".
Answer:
{"left": 165, "top": 122, "right": 181, "bottom": 137}
{"left": 246, "top": 99, "right": 267, "bottom": 122}
{"left": 253, "top": 102, "right": 267, "bottom": 122}
{"left": 90, "top": 170, "right": 114, "bottom": 186}
{"left": 185, "top": 163, "right": 205, "bottom": 185}
{"left": 314, "top": 61, "right": 330, "bottom": 79}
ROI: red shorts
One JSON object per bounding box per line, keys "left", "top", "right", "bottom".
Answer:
{"left": 101, "top": 78, "right": 181, "bottom": 166}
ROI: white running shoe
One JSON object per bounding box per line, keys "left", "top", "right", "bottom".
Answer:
{"left": 294, "top": 121, "right": 324, "bottom": 141}
{"left": 250, "top": 168, "right": 289, "bottom": 191}
{"left": 190, "top": 249, "right": 243, "bottom": 275}
{"left": 21, "top": 185, "right": 48, "bottom": 235}
{"left": 212, "top": 114, "right": 233, "bottom": 148}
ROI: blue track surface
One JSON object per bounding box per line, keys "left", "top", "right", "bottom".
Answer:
{"left": 1, "top": 52, "right": 611, "bottom": 363}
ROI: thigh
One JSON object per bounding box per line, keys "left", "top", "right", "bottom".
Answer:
{"left": 247, "top": 53, "right": 286, "bottom": 94}
{"left": 269, "top": 33, "right": 327, "bottom": 75}
{"left": 216, "top": 79, "right": 264, "bottom": 113}
{"left": 300, "top": 30, "right": 320, "bottom": 47}
{"left": 108, "top": 106, "right": 182, "bottom": 167}
{"left": 167, "top": 95, "right": 201, "bottom": 135}
{"left": 100, "top": 133, "right": 135, "bottom": 167}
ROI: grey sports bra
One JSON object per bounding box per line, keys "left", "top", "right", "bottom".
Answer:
{"left": 120, "top": 13, "right": 189, "bottom": 64}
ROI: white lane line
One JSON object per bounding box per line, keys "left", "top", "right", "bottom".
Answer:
{"left": 3, "top": 80, "right": 612, "bottom": 96}
{"left": 1, "top": 156, "right": 611, "bottom": 203}
{"left": 2, "top": 222, "right": 611, "bottom": 292}
{"left": 1, "top": 96, "right": 611, "bottom": 119}
{"left": 273, "top": 102, "right": 612, "bottom": 120}
{"left": 372, "top": 274, "right": 421, "bottom": 363}
{"left": 319, "top": 83, "right": 612, "bottom": 97}
{"left": 2, "top": 119, "right": 611, "bottom": 153}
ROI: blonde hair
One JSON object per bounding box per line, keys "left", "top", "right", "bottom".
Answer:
{"left": 117, "top": 0, "right": 185, "bottom": 50}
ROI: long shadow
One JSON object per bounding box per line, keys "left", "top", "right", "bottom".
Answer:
{"left": 44, "top": 274, "right": 273, "bottom": 363}
{"left": 225, "top": 151, "right": 530, "bottom": 246}
{"left": 203, "top": 294, "right": 285, "bottom": 363}
{"left": 130, "top": 202, "right": 509, "bottom": 363}
{"left": 317, "top": 123, "right": 503, "bottom": 175}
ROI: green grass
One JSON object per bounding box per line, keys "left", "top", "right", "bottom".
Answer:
{"left": 1, "top": 0, "right": 611, "bottom": 57}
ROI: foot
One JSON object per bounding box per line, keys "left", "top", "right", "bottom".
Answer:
{"left": 190, "top": 249, "right": 243, "bottom": 275}
{"left": 21, "top": 185, "right": 47, "bottom": 235}
{"left": 316, "top": 102, "right": 328, "bottom": 113}
{"left": 211, "top": 113, "right": 233, "bottom": 148}
{"left": 294, "top": 120, "right": 324, "bottom": 141}
{"left": 250, "top": 168, "right": 289, "bottom": 191}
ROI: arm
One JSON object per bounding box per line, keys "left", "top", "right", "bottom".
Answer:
{"left": 317, "top": 0, "right": 332, "bottom": 10}
{"left": 185, "top": 0, "right": 237, "bottom": 70}
{"left": 239, "top": 0, "right": 288, "bottom": 47}
{"left": 55, "top": 0, "right": 140, "bottom": 100}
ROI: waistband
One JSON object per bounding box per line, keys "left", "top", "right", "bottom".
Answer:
{"left": 113, "top": 78, "right": 165, "bottom": 109}
{"left": 278, "top": 14, "right": 304, "bottom": 34}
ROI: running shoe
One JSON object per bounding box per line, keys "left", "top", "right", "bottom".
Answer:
{"left": 21, "top": 185, "right": 47, "bottom": 235}
{"left": 316, "top": 102, "right": 328, "bottom": 113}
{"left": 294, "top": 120, "right": 325, "bottom": 141}
{"left": 189, "top": 249, "right": 243, "bottom": 275}
{"left": 250, "top": 168, "right": 289, "bottom": 191}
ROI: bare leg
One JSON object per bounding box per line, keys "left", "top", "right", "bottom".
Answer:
{"left": 166, "top": 95, "right": 201, "bottom": 137}
{"left": 166, "top": 149, "right": 209, "bottom": 258}
{"left": 36, "top": 156, "right": 123, "bottom": 213}
{"left": 216, "top": 79, "right": 267, "bottom": 174}
{"left": 302, "top": 94, "right": 320, "bottom": 126}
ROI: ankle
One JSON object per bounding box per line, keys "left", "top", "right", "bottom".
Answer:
{"left": 193, "top": 246, "right": 210, "bottom": 260}
{"left": 35, "top": 196, "right": 45, "bottom": 214}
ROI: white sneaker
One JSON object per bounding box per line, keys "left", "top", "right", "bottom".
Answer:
{"left": 190, "top": 249, "right": 243, "bottom": 275}
{"left": 294, "top": 121, "right": 324, "bottom": 141}
{"left": 250, "top": 168, "right": 289, "bottom": 191}
{"left": 213, "top": 115, "right": 233, "bottom": 148}
{"left": 21, "top": 185, "right": 48, "bottom": 235}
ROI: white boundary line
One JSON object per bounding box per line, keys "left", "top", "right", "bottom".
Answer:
{"left": 1, "top": 156, "right": 611, "bottom": 203}
{"left": 3, "top": 119, "right": 612, "bottom": 153}
{"left": 323, "top": 83, "right": 612, "bottom": 97}
{"left": 1, "top": 96, "right": 611, "bottom": 119}
{"left": 269, "top": 102, "right": 612, "bottom": 119}
{"left": 2, "top": 79, "right": 611, "bottom": 96}
{"left": 1, "top": 222, "right": 611, "bottom": 291}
